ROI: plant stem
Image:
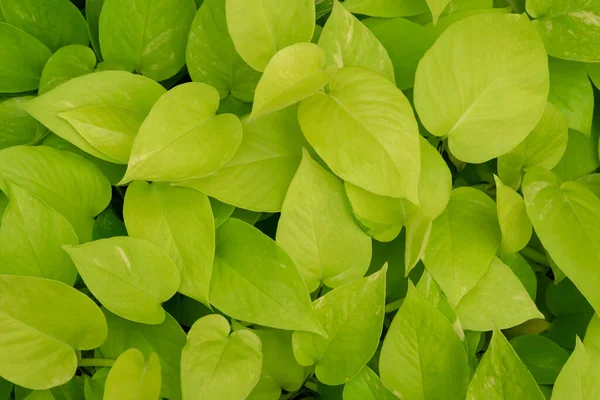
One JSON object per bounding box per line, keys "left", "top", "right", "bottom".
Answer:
{"left": 78, "top": 358, "right": 115, "bottom": 368}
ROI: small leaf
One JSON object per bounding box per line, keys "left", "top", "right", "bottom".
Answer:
{"left": 343, "top": 0, "right": 428, "bottom": 17}
{"left": 38, "top": 45, "right": 96, "bottom": 95}
{"left": 494, "top": 175, "right": 532, "bottom": 252}
{"left": 552, "top": 339, "right": 600, "bottom": 399}
{"left": 426, "top": 0, "right": 452, "bottom": 24}
{"left": 552, "top": 128, "right": 600, "bottom": 181}
{"left": 104, "top": 349, "right": 161, "bottom": 400}
{"left": 343, "top": 366, "right": 397, "bottom": 400}
{"left": 210, "top": 198, "right": 235, "bottom": 228}
{"left": 86, "top": 0, "right": 104, "bottom": 58}
{"left": 0, "top": 96, "right": 45, "bottom": 150}
{"left": 510, "top": 335, "right": 569, "bottom": 385}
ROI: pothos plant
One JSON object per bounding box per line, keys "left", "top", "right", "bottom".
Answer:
{"left": 0, "top": 0, "right": 599, "bottom": 398}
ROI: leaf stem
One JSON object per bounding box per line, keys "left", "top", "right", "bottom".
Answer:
{"left": 78, "top": 358, "right": 115, "bottom": 368}
{"left": 520, "top": 247, "right": 549, "bottom": 267}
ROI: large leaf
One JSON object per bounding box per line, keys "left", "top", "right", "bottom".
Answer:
{"left": 250, "top": 43, "right": 336, "bottom": 119}
{"left": 292, "top": 267, "right": 386, "bottom": 385}
{"left": 122, "top": 82, "right": 242, "bottom": 182}
{"left": 0, "top": 182, "right": 78, "bottom": 285}
{"left": 414, "top": 13, "right": 548, "bottom": 163}
{"left": 526, "top": 0, "right": 600, "bottom": 62}
{"left": 103, "top": 349, "right": 161, "bottom": 400}
{"left": 99, "top": 0, "right": 196, "bottom": 80}
{"left": 343, "top": 366, "right": 396, "bottom": 400}
{"left": 181, "top": 315, "right": 262, "bottom": 400}
{"left": 0, "top": 275, "right": 107, "bottom": 389}
{"left": 38, "top": 45, "right": 96, "bottom": 95}
{"left": 186, "top": 0, "right": 261, "bottom": 102}
{"left": 466, "top": 328, "right": 545, "bottom": 400}
{"left": 423, "top": 187, "right": 501, "bottom": 306}
{"left": 318, "top": 1, "right": 395, "bottom": 83}
{"left": 0, "top": 0, "right": 88, "bottom": 52}
{"left": 552, "top": 338, "right": 600, "bottom": 399}
{"left": 510, "top": 334, "right": 569, "bottom": 385}
{"left": 523, "top": 169, "right": 600, "bottom": 317}
{"left": 99, "top": 310, "right": 186, "bottom": 400}
{"left": 0, "top": 23, "right": 51, "bottom": 93}
{"left": 0, "top": 145, "right": 111, "bottom": 241}
{"left": 379, "top": 284, "right": 470, "bottom": 400}
{"left": 225, "top": 0, "right": 315, "bottom": 71}
{"left": 178, "top": 106, "right": 305, "bottom": 212}
{"left": 124, "top": 181, "right": 214, "bottom": 307}
{"left": 21, "top": 71, "right": 166, "bottom": 164}
{"left": 277, "top": 150, "right": 372, "bottom": 292}
{"left": 298, "top": 66, "right": 421, "bottom": 202}
{"left": 0, "top": 96, "right": 45, "bottom": 149}
{"left": 494, "top": 175, "right": 532, "bottom": 252}
{"left": 63, "top": 237, "right": 180, "bottom": 324}
{"left": 211, "top": 218, "right": 324, "bottom": 334}
{"left": 343, "top": 0, "right": 428, "bottom": 17}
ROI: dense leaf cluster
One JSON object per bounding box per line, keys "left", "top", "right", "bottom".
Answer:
{"left": 0, "top": 0, "right": 599, "bottom": 399}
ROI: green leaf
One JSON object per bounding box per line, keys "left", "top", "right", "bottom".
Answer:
{"left": 211, "top": 218, "right": 324, "bottom": 334}
{"left": 0, "top": 275, "right": 107, "bottom": 389}
{"left": 0, "top": 145, "right": 111, "bottom": 241}
{"left": 500, "top": 252, "right": 537, "bottom": 300}
{"left": 526, "top": 0, "right": 600, "bottom": 62}
{"left": 0, "top": 378, "right": 12, "bottom": 400}
{"left": 589, "top": 63, "right": 600, "bottom": 88}
{"left": 404, "top": 212, "right": 433, "bottom": 275}
{"left": 524, "top": 169, "right": 600, "bottom": 316}
{"left": 250, "top": 43, "right": 336, "bottom": 119}
{"left": 100, "top": 309, "right": 185, "bottom": 400}
{"left": 466, "top": 328, "right": 545, "bottom": 400}
{"left": 292, "top": 267, "right": 386, "bottom": 385}
{"left": 298, "top": 66, "right": 421, "bottom": 202}
{"left": 0, "top": 0, "right": 88, "bottom": 52}
{"left": 123, "top": 82, "right": 242, "bottom": 182}
{"left": 181, "top": 314, "right": 262, "bottom": 400}
{"left": 552, "top": 128, "right": 600, "bottom": 181}
{"left": 0, "top": 96, "right": 45, "bottom": 149}
{"left": 551, "top": 338, "right": 600, "bottom": 399}
{"left": 84, "top": 369, "right": 108, "bottom": 400}
{"left": 225, "top": 0, "right": 315, "bottom": 72}
{"left": 186, "top": 0, "right": 261, "bottom": 102}
{"left": 455, "top": 257, "right": 543, "bottom": 331}
{"left": 414, "top": 13, "right": 548, "bottom": 163}
{"left": 123, "top": 181, "right": 214, "bottom": 307}
{"left": 277, "top": 149, "right": 372, "bottom": 292}
{"left": 104, "top": 349, "right": 161, "bottom": 400}
{"left": 318, "top": 1, "right": 395, "bottom": 83}
{"left": 416, "top": 271, "right": 464, "bottom": 338}
{"left": 510, "top": 335, "right": 569, "bottom": 385}
{"left": 343, "top": 366, "right": 396, "bottom": 400}
{"left": 494, "top": 175, "right": 532, "bottom": 252}
{"left": 63, "top": 237, "right": 180, "bottom": 324}
{"left": 379, "top": 283, "right": 470, "bottom": 400}
{"left": 23, "top": 391, "right": 54, "bottom": 400}
{"left": 230, "top": 208, "right": 262, "bottom": 225}
{"left": 0, "top": 182, "right": 78, "bottom": 285}
{"left": 92, "top": 206, "right": 127, "bottom": 240}
{"left": 38, "top": 45, "right": 96, "bottom": 95}
{"left": 423, "top": 187, "right": 501, "bottom": 306}
{"left": 21, "top": 71, "right": 166, "bottom": 164}
{"left": 343, "top": 0, "right": 428, "bottom": 17}
{"left": 210, "top": 198, "right": 235, "bottom": 228}
{"left": 497, "top": 101, "right": 569, "bottom": 190}
{"left": 426, "top": 0, "right": 452, "bottom": 23}
{"left": 99, "top": 0, "right": 196, "bottom": 81}
{"left": 178, "top": 106, "right": 305, "bottom": 212}
{"left": 0, "top": 23, "right": 51, "bottom": 93}
{"left": 85, "top": 0, "right": 104, "bottom": 58}
{"left": 246, "top": 375, "right": 280, "bottom": 400}
{"left": 584, "top": 314, "right": 600, "bottom": 354}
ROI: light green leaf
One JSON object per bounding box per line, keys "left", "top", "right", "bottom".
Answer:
{"left": 123, "top": 82, "right": 242, "bottom": 182}
{"left": 0, "top": 23, "right": 51, "bottom": 93}
{"left": 210, "top": 198, "right": 235, "bottom": 228}
{"left": 178, "top": 106, "right": 305, "bottom": 212}
{"left": 250, "top": 43, "right": 336, "bottom": 119}
{"left": 124, "top": 181, "right": 214, "bottom": 307}
{"left": 0, "top": 145, "right": 111, "bottom": 241}
{"left": 467, "top": 328, "right": 545, "bottom": 400}
{"left": 0, "top": 275, "right": 107, "bottom": 389}
{"left": 584, "top": 314, "right": 600, "bottom": 354}
{"left": 343, "top": 366, "right": 396, "bottom": 400}
{"left": 100, "top": 310, "right": 185, "bottom": 400}
{"left": 427, "top": 0, "right": 452, "bottom": 23}
{"left": 247, "top": 375, "right": 280, "bottom": 400}
{"left": 292, "top": 267, "right": 386, "bottom": 385}
{"left": 277, "top": 149, "right": 372, "bottom": 293}
{"left": 551, "top": 339, "right": 600, "bottom": 399}
{"left": 186, "top": 0, "right": 261, "bottom": 102}
{"left": 0, "top": 182, "right": 78, "bottom": 285}
{"left": 318, "top": 1, "right": 395, "bottom": 83}
{"left": 99, "top": 0, "right": 196, "bottom": 80}
{"left": 380, "top": 283, "right": 470, "bottom": 400}
{"left": 416, "top": 271, "right": 463, "bottom": 336}
{"left": 494, "top": 175, "right": 532, "bottom": 252}
{"left": 225, "top": 0, "right": 315, "bottom": 71}
{"left": 423, "top": 187, "right": 501, "bottom": 306}
{"left": 511, "top": 335, "right": 569, "bottom": 385}
{"left": 552, "top": 128, "right": 600, "bottom": 181}
{"left": 299, "top": 66, "right": 421, "bottom": 202}
{"left": 86, "top": 0, "right": 104, "bottom": 58}
{"left": 497, "top": 101, "right": 569, "bottom": 190}
{"left": 0, "top": 0, "right": 88, "bottom": 52}
{"left": 181, "top": 314, "right": 262, "bottom": 400}
{"left": 404, "top": 212, "right": 433, "bottom": 275}
{"left": 343, "top": 0, "right": 428, "bottom": 17}
{"left": 21, "top": 71, "right": 166, "bottom": 164}
{"left": 23, "top": 391, "right": 54, "bottom": 400}
{"left": 455, "top": 257, "right": 543, "bottom": 331}
{"left": 104, "top": 349, "right": 160, "bottom": 400}
{"left": 0, "top": 96, "right": 45, "bottom": 149}
{"left": 38, "top": 45, "right": 96, "bottom": 95}
{"left": 548, "top": 58, "right": 594, "bottom": 135}
{"left": 577, "top": 173, "right": 600, "bottom": 198}
{"left": 211, "top": 218, "right": 324, "bottom": 334}
{"left": 527, "top": 0, "right": 600, "bottom": 62}
{"left": 414, "top": 13, "right": 548, "bottom": 163}
{"left": 63, "top": 237, "right": 181, "bottom": 324}
{"left": 524, "top": 169, "right": 600, "bottom": 317}
{"left": 499, "top": 252, "right": 537, "bottom": 300}
{"left": 423, "top": 4, "right": 510, "bottom": 34}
